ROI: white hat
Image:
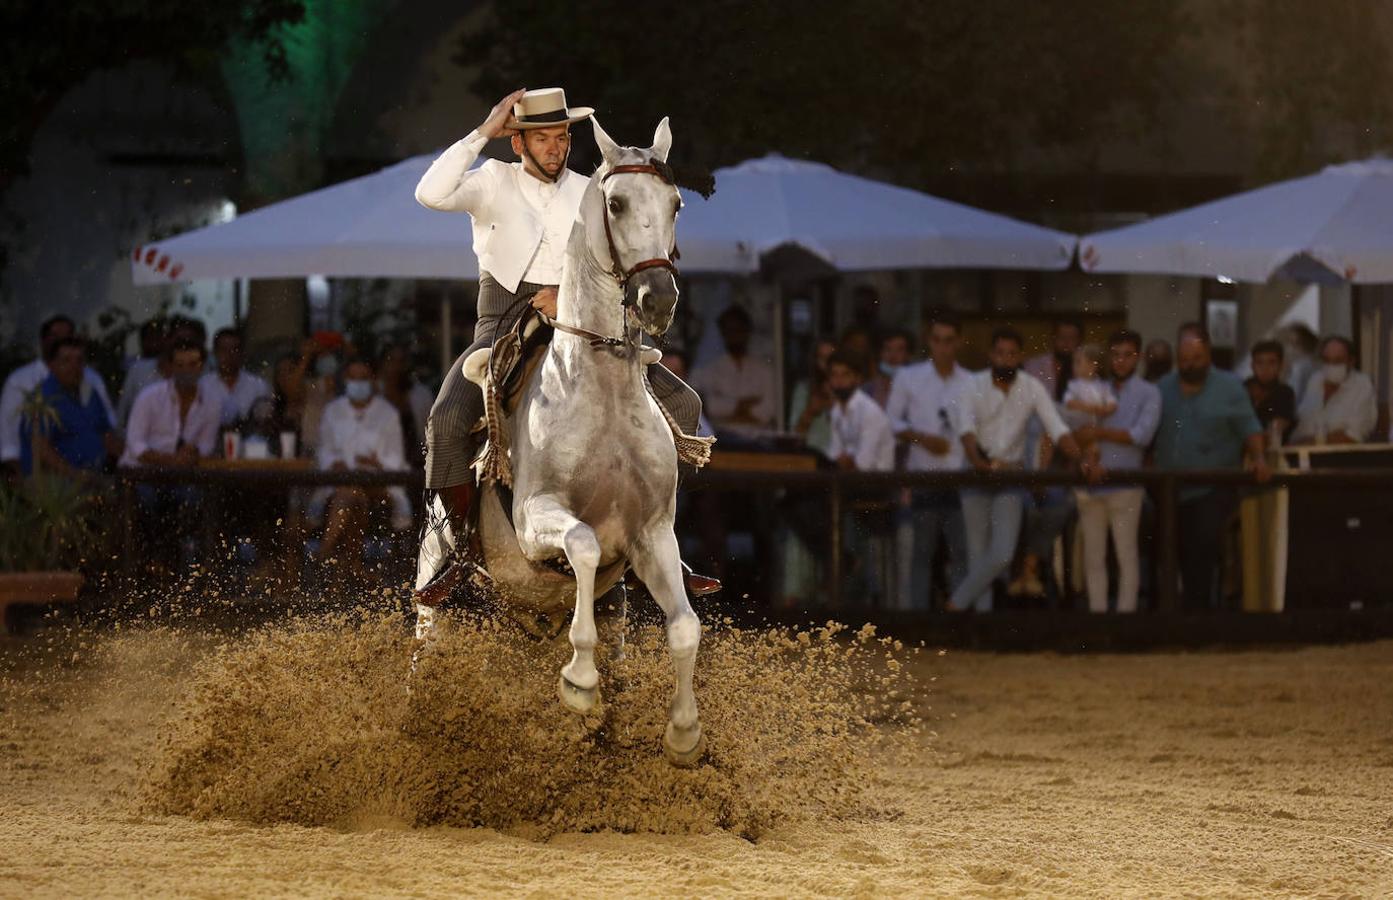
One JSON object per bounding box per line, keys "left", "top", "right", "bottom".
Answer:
{"left": 510, "top": 88, "right": 594, "bottom": 129}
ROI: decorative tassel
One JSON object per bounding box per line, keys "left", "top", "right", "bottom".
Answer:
{"left": 645, "top": 372, "right": 716, "bottom": 468}
{"left": 477, "top": 372, "right": 513, "bottom": 487}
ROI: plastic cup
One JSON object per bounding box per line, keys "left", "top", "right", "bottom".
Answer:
{"left": 279, "top": 431, "right": 297, "bottom": 459}
{"left": 222, "top": 432, "right": 242, "bottom": 459}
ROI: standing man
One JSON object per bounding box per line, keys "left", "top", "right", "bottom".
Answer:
{"left": 413, "top": 87, "right": 711, "bottom": 595}
{"left": 1153, "top": 331, "right": 1268, "bottom": 610}
{"left": 885, "top": 310, "right": 972, "bottom": 610}
{"left": 1, "top": 315, "right": 116, "bottom": 474}
{"left": 1072, "top": 330, "right": 1161, "bottom": 613}
{"left": 950, "top": 327, "right": 1099, "bottom": 612}
{"left": 1244, "top": 339, "right": 1297, "bottom": 444}
{"left": 201, "top": 328, "right": 271, "bottom": 427}
{"left": 1025, "top": 318, "right": 1084, "bottom": 401}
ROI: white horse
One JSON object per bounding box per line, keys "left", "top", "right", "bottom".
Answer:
{"left": 414, "top": 116, "right": 708, "bottom": 765}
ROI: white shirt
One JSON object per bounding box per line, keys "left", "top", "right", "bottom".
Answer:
{"left": 414, "top": 130, "right": 587, "bottom": 293}
{"left": 200, "top": 370, "right": 271, "bottom": 426}
{"left": 1291, "top": 369, "right": 1378, "bottom": 443}
{"left": 316, "top": 395, "right": 407, "bottom": 473}
{"left": 689, "top": 352, "right": 777, "bottom": 431}
{"left": 119, "top": 379, "right": 221, "bottom": 466}
{"left": 516, "top": 169, "right": 572, "bottom": 285}
{"left": 884, "top": 360, "right": 973, "bottom": 471}
{"left": 2, "top": 359, "right": 116, "bottom": 463}
{"left": 958, "top": 370, "right": 1071, "bottom": 466}
{"left": 828, "top": 390, "right": 895, "bottom": 472}
{"left": 117, "top": 357, "right": 162, "bottom": 426}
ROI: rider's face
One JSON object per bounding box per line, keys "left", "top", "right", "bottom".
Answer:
{"left": 513, "top": 126, "right": 570, "bottom": 176}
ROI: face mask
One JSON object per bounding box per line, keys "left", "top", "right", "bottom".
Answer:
{"left": 1323, "top": 363, "right": 1348, "bottom": 385}
{"left": 831, "top": 385, "right": 857, "bottom": 402}
{"left": 345, "top": 379, "right": 373, "bottom": 403}
{"left": 315, "top": 355, "right": 340, "bottom": 378}
{"left": 991, "top": 365, "right": 1018, "bottom": 382}
{"left": 173, "top": 372, "right": 200, "bottom": 391}
{"left": 879, "top": 362, "right": 901, "bottom": 378}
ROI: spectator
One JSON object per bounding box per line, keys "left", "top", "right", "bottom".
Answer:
{"left": 18, "top": 337, "right": 118, "bottom": 477}
{"left": 119, "top": 340, "right": 221, "bottom": 571}
{"left": 1244, "top": 340, "right": 1297, "bottom": 445}
{"left": 1026, "top": 318, "right": 1084, "bottom": 401}
{"left": 950, "top": 327, "right": 1097, "bottom": 612}
{"left": 1072, "top": 330, "right": 1161, "bottom": 613}
{"left": 1153, "top": 331, "right": 1268, "bottom": 610}
{"left": 119, "top": 340, "right": 220, "bottom": 468}
{"left": 377, "top": 342, "right": 433, "bottom": 460}
{"left": 826, "top": 350, "right": 895, "bottom": 603}
{"left": 201, "top": 328, "right": 271, "bottom": 427}
{"left": 690, "top": 305, "right": 776, "bottom": 432}
{"left": 838, "top": 325, "right": 875, "bottom": 377}
{"left": 1143, "top": 338, "right": 1173, "bottom": 382}
{"left": 1276, "top": 322, "right": 1319, "bottom": 394}
{"left": 1290, "top": 336, "right": 1377, "bottom": 445}
{"left": 311, "top": 359, "right": 412, "bottom": 578}
{"left": 787, "top": 338, "right": 835, "bottom": 453}
{"left": 117, "top": 318, "right": 169, "bottom": 426}
{"left": 1, "top": 315, "right": 116, "bottom": 473}
{"left": 886, "top": 310, "right": 972, "bottom": 610}
{"left": 826, "top": 351, "right": 894, "bottom": 472}
{"left": 863, "top": 329, "right": 913, "bottom": 409}
{"left": 300, "top": 331, "right": 347, "bottom": 454}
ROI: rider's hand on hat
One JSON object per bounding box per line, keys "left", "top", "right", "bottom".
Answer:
{"left": 481, "top": 89, "right": 528, "bottom": 139}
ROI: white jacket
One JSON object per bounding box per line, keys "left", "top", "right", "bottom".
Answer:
{"left": 414, "top": 130, "right": 589, "bottom": 293}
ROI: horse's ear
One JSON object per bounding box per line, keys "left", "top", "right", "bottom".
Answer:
{"left": 650, "top": 116, "right": 672, "bottom": 163}
{"left": 591, "top": 116, "right": 621, "bottom": 165}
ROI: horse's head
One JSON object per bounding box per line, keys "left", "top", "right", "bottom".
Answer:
{"left": 591, "top": 116, "right": 682, "bottom": 336}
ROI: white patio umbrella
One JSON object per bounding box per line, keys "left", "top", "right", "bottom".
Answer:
{"left": 132, "top": 151, "right": 1077, "bottom": 286}
{"left": 1079, "top": 158, "right": 1393, "bottom": 284}
{"left": 677, "top": 154, "right": 1077, "bottom": 273}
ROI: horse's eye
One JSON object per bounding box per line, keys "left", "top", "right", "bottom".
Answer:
{"left": 608, "top": 197, "right": 625, "bottom": 214}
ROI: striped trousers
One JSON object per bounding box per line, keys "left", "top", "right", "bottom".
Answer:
{"left": 424, "top": 273, "right": 703, "bottom": 490}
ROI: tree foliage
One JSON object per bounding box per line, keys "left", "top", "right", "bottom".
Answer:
{"left": 0, "top": 0, "right": 307, "bottom": 187}
{"left": 457, "top": 0, "right": 1184, "bottom": 185}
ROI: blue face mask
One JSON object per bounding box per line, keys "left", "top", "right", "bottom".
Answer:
{"left": 315, "top": 355, "right": 340, "bottom": 378}
{"left": 344, "top": 379, "right": 373, "bottom": 403}
{"left": 879, "top": 362, "right": 901, "bottom": 378}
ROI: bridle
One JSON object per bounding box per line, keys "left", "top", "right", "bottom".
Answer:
{"left": 550, "top": 157, "right": 681, "bottom": 351}
{"left": 600, "top": 160, "right": 681, "bottom": 290}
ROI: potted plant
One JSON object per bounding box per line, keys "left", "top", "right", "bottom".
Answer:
{"left": 0, "top": 391, "right": 98, "bottom": 630}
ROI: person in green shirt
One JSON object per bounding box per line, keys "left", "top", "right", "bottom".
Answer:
{"left": 1154, "top": 331, "right": 1270, "bottom": 610}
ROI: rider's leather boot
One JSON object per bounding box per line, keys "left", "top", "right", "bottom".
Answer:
{"left": 683, "top": 561, "right": 722, "bottom": 597}
{"left": 411, "top": 481, "right": 478, "bottom": 608}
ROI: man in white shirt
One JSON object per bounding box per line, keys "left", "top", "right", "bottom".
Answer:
{"left": 690, "top": 304, "right": 776, "bottom": 433}
{"left": 1290, "top": 335, "right": 1378, "bottom": 444}
{"left": 824, "top": 352, "right": 895, "bottom": 604}
{"left": 200, "top": 328, "right": 271, "bottom": 427}
{"left": 1, "top": 314, "right": 116, "bottom": 472}
{"left": 120, "top": 340, "right": 221, "bottom": 569}
{"left": 950, "top": 327, "right": 1099, "bottom": 612}
{"left": 413, "top": 87, "right": 708, "bottom": 595}
{"left": 311, "top": 358, "right": 412, "bottom": 580}
{"left": 885, "top": 311, "right": 973, "bottom": 610}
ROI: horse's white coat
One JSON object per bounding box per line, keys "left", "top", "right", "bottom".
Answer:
{"left": 418, "top": 118, "right": 703, "bottom": 762}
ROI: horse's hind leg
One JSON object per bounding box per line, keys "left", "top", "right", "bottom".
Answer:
{"left": 519, "top": 497, "right": 601, "bottom": 713}
{"left": 630, "top": 528, "right": 704, "bottom": 766}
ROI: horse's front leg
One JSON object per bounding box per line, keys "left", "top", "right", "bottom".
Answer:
{"left": 519, "top": 494, "right": 602, "bottom": 714}
{"left": 630, "top": 526, "right": 704, "bottom": 766}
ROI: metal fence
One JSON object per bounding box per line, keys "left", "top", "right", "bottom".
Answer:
{"left": 108, "top": 464, "right": 1393, "bottom": 613}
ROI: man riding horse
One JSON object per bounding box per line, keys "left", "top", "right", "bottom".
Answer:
{"left": 413, "top": 87, "right": 719, "bottom": 605}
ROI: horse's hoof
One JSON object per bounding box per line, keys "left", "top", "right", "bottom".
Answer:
{"left": 663, "top": 722, "right": 705, "bottom": 767}
{"left": 558, "top": 675, "right": 599, "bottom": 714}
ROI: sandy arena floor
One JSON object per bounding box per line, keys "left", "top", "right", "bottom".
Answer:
{"left": 2, "top": 617, "right": 1390, "bottom": 898}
